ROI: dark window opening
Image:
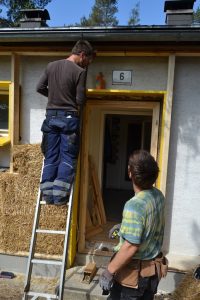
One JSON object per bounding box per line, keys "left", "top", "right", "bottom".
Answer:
{"left": 0, "top": 95, "right": 9, "bottom": 132}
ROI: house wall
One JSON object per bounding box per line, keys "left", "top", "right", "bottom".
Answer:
{"left": 0, "top": 56, "right": 11, "bottom": 80}
{"left": 19, "top": 55, "right": 168, "bottom": 143}
{"left": 164, "top": 57, "right": 200, "bottom": 267}
{"left": 88, "top": 56, "right": 168, "bottom": 90}
{"left": 1, "top": 53, "right": 200, "bottom": 269}
{"left": 20, "top": 56, "right": 61, "bottom": 144}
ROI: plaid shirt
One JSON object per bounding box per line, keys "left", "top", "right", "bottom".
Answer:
{"left": 114, "top": 187, "right": 165, "bottom": 260}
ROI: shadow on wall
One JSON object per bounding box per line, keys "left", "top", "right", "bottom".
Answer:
{"left": 178, "top": 115, "right": 200, "bottom": 187}
{"left": 192, "top": 221, "right": 200, "bottom": 256}
{"left": 163, "top": 113, "right": 200, "bottom": 255}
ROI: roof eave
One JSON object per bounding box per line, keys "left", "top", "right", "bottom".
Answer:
{"left": 0, "top": 26, "right": 200, "bottom": 43}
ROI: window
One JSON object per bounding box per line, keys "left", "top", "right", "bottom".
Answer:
{"left": 0, "top": 81, "right": 11, "bottom": 146}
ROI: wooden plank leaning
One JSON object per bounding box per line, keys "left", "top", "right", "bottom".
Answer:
{"left": 88, "top": 155, "right": 106, "bottom": 225}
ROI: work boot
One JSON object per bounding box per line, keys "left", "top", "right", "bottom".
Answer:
{"left": 42, "top": 195, "right": 54, "bottom": 205}
{"left": 54, "top": 195, "right": 69, "bottom": 206}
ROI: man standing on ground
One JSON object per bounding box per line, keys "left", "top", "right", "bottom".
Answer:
{"left": 100, "top": 150, "right": 167, "bottom": 299}
{"left": 36, "top": 40, "right": 95, "bottom": 205}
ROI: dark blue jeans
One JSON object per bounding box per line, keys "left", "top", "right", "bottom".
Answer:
{"left": 107, "top": 275, "right": 159, "bottom": 300}
{"left": 40, "top": 110, "right": 80, "bottom": 204}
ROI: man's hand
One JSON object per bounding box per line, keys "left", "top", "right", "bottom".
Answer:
{"left": 99, "top": 269, "right": 114, "bottom": 291}
{"left": 109, "top": 223, "right": 121, "bottom": 239}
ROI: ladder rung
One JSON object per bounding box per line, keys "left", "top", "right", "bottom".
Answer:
{"left": 31, "top": 259, "right": 62, "bottom": 266}
{"left": 40, "top": 200, "right": 69, "bottom": 206}
{"left": 26, "top": 291, "right": 58, "bottom": 299}
{"left": 40, "top": 200, "right": 47, "bottom": 205}
{"left": 36, "top": 229, "right": 66, "bottom": 235}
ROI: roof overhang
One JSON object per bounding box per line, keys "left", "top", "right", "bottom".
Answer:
{"left": 1, "top": 26, "right": 200, "bottom": 53}
{"left": 0, "top": 26, "right": 200, "bottom": 43}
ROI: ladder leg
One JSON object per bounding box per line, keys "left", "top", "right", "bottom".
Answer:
{"left": 58, "top": 183, "right": 75, "bottom": 300}
{"left": 23, "top": 189, "right": 42, "bottom": 296}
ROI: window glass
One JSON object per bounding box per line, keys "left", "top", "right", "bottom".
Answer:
{"left": 0, "top": 95, "right": 9, "bottom": 132}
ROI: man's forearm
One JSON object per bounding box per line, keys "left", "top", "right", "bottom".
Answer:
{"left": 36, "top": 84, "right": 48, "bottom": 97}
{"left": 36, "top": 72, "right": 48, "bottom": 97}
{"left": 107, "top": 240, "right": 139, "bottom": 274}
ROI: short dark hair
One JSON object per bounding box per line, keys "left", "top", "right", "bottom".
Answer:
{"left": 71, "top": 40, "right": 94, "bottom": 57}
{"left": 128, "top": 150, "right": 159, "bottom": 189}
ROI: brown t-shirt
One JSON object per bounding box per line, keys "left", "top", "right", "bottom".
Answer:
{"left": 36, "top": 59, "right": 87, "bottom": 111}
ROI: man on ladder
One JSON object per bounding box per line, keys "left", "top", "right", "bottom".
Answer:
{"left": 22, "top": 40, "right": 95, "bottom": 300}
{"left": 36, "top": 40, "right": 95, "bottom": 205}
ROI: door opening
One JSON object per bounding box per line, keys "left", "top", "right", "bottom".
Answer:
{"left": 78, "top": 98, "right": 160, "bottom": 254}
{"left": 102, "top": 114, "right": 152, "bottom": 222}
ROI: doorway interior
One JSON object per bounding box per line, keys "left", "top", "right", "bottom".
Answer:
{"left": 102, "top": 114, "right": 152, "bottom": 222}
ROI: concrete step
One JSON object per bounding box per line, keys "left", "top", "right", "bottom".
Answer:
{"left": 63, "top": 266, "right": 107, "bottom": 300}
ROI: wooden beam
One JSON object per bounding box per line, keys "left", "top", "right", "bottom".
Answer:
{"left": 2, "top": 50, "right": 200, "bottom": 57}
{"left": 159, "top": 55, "right": 176, "bottom": 195}
{"left": 10, "top": 53, "right": 20, "bottom": 172}
{"left": 78, "top": 106, "right": 89, "bottom": 252}
{"left": 150, "top": 102, "right": 160, "bottom": 160}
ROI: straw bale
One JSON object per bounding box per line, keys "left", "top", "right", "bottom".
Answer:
{"left": 173, "top": 271, "right": 200, "bottom": 300}
{"left": 13, "top": 144, "right": 43, "bottom": 175}
{"left": 0, "top": 144, "right": 69, "bottom": 256}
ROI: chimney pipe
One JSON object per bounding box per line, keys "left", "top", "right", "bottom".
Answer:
{"left": 164, "top": 0, "right": 196, "bottom": 26}
{"left": 19, "top": 9, "right": 50, "bottom": 28}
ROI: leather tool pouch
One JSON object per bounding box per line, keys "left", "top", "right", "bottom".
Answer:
{"left": 140, "top": 260, "right": 156, "bottom": 277}
{"left": 160, "top": 256, "right": 168, "bottom": 278}
{"left": 115, "top": 260, "right": 140, "bottom": 288}
{"left": 154, "top": 255, "right": 168, "bottom": 280}
{"left": 114, "top": 254, "right": 168, "bottom": 288}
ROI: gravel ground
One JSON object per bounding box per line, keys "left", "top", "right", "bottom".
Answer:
{"left": 0, "top": 273, "right": 173, "bottom": 300}
{"left": 0, "top": 273, "right": 58, "bottom": 300}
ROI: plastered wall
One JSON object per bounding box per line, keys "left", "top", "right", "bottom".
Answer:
{"left": 20, "top": 56, "right": 64, "bottom": 144}
{"left": 88, "top": 56, "right": 168, "bottom": 90}
{"left": 164, "top": 57, "right": 200, "bottom": 263}
{"left": 19, "top": 55, "right": 168, "bottom": 144}
{"left": 0, "top": 56, "right": 11, "bottom": 80}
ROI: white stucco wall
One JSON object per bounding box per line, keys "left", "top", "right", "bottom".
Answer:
{"left": 0, "top": 56, "right": 11, "bottom": 80}
{"left": 164, "top": 57, "right": 200, "bottom": 268}
{"left": 20, "top": 56, "right": 62, "bottom": 144}
{"left": 19, "top": 55, "right": 168, "bottom": 144}
{"left": 0, "top": 144, "right": 10, "bottom": 167}
{"left": 88, "top": 56, "right": 168, "bottom": 90}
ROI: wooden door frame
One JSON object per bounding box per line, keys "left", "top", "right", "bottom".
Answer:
{"left": 97, "top": 103, "right": 160, "bottom": 189}
{"left": 78, "top": 92, "right": 167, "bottom": 252}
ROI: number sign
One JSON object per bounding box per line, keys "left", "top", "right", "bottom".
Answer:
{"left": 112, "top": 70, "right": 132, "bottom": 85}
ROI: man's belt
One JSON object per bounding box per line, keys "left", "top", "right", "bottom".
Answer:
{"left": 46, "top": 109, "right": 79, "bottom": 117}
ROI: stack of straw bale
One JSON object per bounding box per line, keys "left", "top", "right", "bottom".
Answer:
{"left": 0, "top": 144, "right": 67, "bottom": 256}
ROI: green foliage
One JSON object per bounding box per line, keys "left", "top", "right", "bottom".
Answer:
{"left": 79, "top": 0, "right": 118, "bottom": 27}
{"left": 0, "top": 0, "right": 51, "bottom": 27}
{"left": 194, "top": 6, "right": 200, "bottom": 23}
{"left": 128, "top": 1, "right": 140, "bottom": 25}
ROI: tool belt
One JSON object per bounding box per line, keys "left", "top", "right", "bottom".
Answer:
{"left": 114, "top": 253, "right": 168, "bottom": 289}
